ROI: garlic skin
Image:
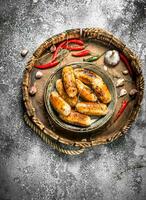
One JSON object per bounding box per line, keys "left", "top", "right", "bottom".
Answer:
{"left": 29, "top": 85, "right": 37, "bottom": 96}
{"left": 104, "top": 50, "right": 120, "bottom": 66}
{"left": 36, "top": 71, "right": 43, "bottom": 79}
{"left": 119, "top": 89, "right": 127, "bottom": 97}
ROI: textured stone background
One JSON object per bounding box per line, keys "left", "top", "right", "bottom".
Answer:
{"left": 0, "top": 0, "right": 146, "bottom": 199}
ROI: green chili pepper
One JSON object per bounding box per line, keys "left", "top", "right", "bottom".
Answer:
{"left": 83, "top": 51, "right": 107, "bottom": 62}
{"left": 83, "top": 55, "right": 99, "bottom": 62}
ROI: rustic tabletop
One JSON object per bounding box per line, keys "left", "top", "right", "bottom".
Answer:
{"left": 0, "top": 0, "right": 146, "bottom": 199}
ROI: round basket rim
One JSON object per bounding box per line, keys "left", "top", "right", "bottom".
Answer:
{"left": 22, "top": 27, "right": 144, "bottom": 148}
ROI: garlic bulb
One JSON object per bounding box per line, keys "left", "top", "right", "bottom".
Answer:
{"left": 104, "top": 50, "right": 120, "bottom": 66}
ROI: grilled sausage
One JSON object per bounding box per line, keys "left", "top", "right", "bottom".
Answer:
{"left": 76, "top": 102, "right": 108, "bottom": 116}
{"left": 50, "top": 91, "right": 71, "bottom": 116}
{"left": 76, "top": 79, "right": 97, "bottom": 102}
{"left": 74, "top": 68, "right": 111, "bottom": 104}
{"left": 62, "top": 66, "right": 77, "bottom": 97}
{"left": 59, "top": 110, "right": 91, "bottom": 127}
{"left": 92, "top": 79, "right": 111, "bottom": 104}
{"left": 56, "top": 79, "right": 78, "bottom": 107}
{"left": 74, "top": 68, "right": 98, "bottom": 85}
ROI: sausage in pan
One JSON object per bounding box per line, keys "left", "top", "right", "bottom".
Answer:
{"left": 92, "top": 79, "right": 111, "bottom": 104}
{"left": 74, "top": 68, "right": 98, "bottom": 85}
{"left": 59, "top": 110, "right": 91, "bottom": 127}
{"left": 62, "top": 66, "right": 77, "bottom": 97}
{"left": 76, "top": 102, "right": 108, "bottom": 116}
{"left": 74, "top": 68, "right": 111, "bottom": 104}
{"left": 50, "top": 91, "right": 71, "bottom": 116}
{"left": 76, "top": 79, "right": 97, "bottom": 102}
{"left": 56, "top": 79, "right": 78, "bottom": 107}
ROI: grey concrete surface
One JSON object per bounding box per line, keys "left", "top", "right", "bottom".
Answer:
{"left": 0, "top": 0, "right": 146, "bottom": 199}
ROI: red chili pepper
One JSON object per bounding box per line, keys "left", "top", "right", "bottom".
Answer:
{"left": 52, "top": 41, "right": 67, "bottom": 61}
{"left": 63, "top": 45, "right": 85, "bottom": 51}
{"left": 67, "top": 39, "right": 84, "bottom": 46}
{"left": 71, "top": 50, "right": 91, "bottom": 57}
{"left": 52, "top": 39, "right": 84, "bottom": 60}
{"left": 34, "top": 60, "right": 59, "bottom": 69}
{"left": 119, "top": 53, "right": 133, "bottom": 76}
{"left": 114, "top": 100, "right": 129, "bottom": 122}
{"left": 35, "top": 39, "right": 85, "bottom": 69}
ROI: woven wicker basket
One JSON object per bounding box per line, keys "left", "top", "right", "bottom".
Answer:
{"left": 22, "top": 28, "right": 144, "bottom": 155}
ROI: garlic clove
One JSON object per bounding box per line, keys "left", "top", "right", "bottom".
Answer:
{"left": 129, "top": 89, "right": 138, "bottom": 97}
{"left": 21, "top": 49, "right": 28, "bottom": 57}
{"left": 116, "top": 78, "right": 124, "bottom": 87}
{"left": 122, "top": 70, "right": 129, "bottom": 75}
{"left": 104, "top": 50, "right": 120, "bottom": 67}
{"left": 50, "top": 45, "right": 56, "bottom": 53}
{"left": 103, "top": 65, "right": 108, "bottom": 71}
{"left": 29, "top": 85, "right": 37, "bottom": 96}
{"left": 36, "top": 71, "right": 43, "bottom": 79}
{"left": 81, "top": 138, "right": 87, "bottom": 142}
{"left": 119, "top": 89, "right": 127, "bottom": 97}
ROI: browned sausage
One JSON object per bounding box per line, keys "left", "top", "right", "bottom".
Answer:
{"left": 76, "top": 102, "right": 108, "bottom": 116}
{"left": 74, "top": 68, "right": 111, "bottom": 104}
{"left": 49, "top": 91, "right": 71, "bottom": 116}
{"left": 74, "top": 68, "right": 98, "bottom": 85}
{"left": 76, "top": 79, "right": 97, "bottom": 102}
{"left": 91, "top": 78, "right": 111, "bottom": 104}
{"left": 56, "top": 79, "right": 78, "bottom": 107}
{"left": 62, "top": 66, "right": 77, "bottom": 97}
{"left": 59, "top": 110, "right": 91, "bottom": 127}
